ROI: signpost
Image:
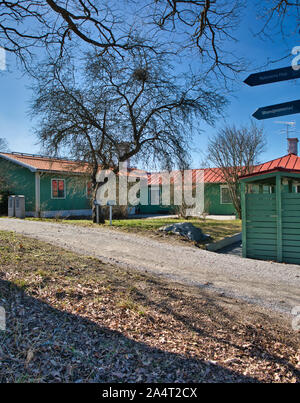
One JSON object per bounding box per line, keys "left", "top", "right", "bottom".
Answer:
{"left": 244, "top": 66, "right": 300, "bottom": 87}
{"left": 107, "top": 200, "right": 116, "bottom": 226}
{"left": 252, "top": 100, "right": 300, "bottom": 120}
{"left": 245, "top": 65, "right": 300, "bottom": 120}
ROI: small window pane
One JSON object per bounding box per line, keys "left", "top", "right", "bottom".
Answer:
{"left": 52, "top": 180, "right": 58, "bottom": 198}
{"left": 263, "top": 186, "right": 269, "bottom": 194}
{"left": 151, "top": 187, "right": 161, "bottom": 205}
{"left": 52, "top": 180, "right": 65, "bottom": 198}
{"left": 58, "top": 180, "right": 65, "bottom": 198}
{"left": 221, "top": 187, "right": 231, "bottom": 204}
{"left": 248, "top": 184, "right": 260, "bottom": 194}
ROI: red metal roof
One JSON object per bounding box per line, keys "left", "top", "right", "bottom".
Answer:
{"left": 0, "top": 152, "right": 91, "bottom": 174}
{"left": 147, "top": 168, "right": 225, "bottom": 185}
{"left": 203, "top": 168, "right": 225, "bottom": 183}
{"left": 240, "top": 153, "right": 300, "bottom": 179}
{"left": 0, "top": 152, "right": 227, "bottom": 184}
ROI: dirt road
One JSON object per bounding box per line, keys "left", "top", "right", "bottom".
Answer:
{"left": 1, "top": 218, "right": 299, "bottom": 314}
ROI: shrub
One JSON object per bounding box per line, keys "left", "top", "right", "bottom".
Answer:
{"left": 102, "top": 205, "right": 129, "bottom": 219}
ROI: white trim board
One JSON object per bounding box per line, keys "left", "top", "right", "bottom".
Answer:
{"left": 0, "top": 154, "right": 37, "bottom": 172}
{"left": 35, "top": 172, "right": 40, "bottom": 215}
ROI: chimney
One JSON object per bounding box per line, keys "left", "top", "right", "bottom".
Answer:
{"left": 288, "top": 138, "right": 299, "bottom": 155}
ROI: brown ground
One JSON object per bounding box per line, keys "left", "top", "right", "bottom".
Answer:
{"left": 0, "top": 230, "right": 299, "bottom": 383}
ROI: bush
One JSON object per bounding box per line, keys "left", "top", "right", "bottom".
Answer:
{"left": 102, "top": 205, "right": 129, "bottom": 219}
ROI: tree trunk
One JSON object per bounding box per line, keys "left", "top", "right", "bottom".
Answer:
{"left": 92, "top": 203, "right": 105, "bottom": 224}
{"left": 228, "top": 182, "right": 242, "bottom": 219}
{"left": 235, "top": 205, "right": 242, "bottom": 220}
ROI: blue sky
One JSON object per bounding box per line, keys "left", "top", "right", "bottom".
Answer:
{"left": 0, "top": 2, "right": 299, "bottom": 168}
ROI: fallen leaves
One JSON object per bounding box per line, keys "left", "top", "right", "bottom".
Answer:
{"left": 0, "top": 230, "right": 299, "bottom": 383}
{"left": 25, "top": 349, "right": 35, "bottom": 367}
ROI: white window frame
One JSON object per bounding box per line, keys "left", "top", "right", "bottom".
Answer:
{"left": 220, "top": 185, "right": 232, "bottom": 205}
{"left": 51, "top": 178, "right": 66, "bottom": 200}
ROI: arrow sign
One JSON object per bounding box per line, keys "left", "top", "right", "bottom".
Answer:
{"left": 244, "top": 66, "right": 300, "bottom": 86}
{"left": 253, "top": 100, "right": 300, "bottom": 120}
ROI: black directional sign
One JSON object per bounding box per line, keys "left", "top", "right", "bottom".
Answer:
{"left": 253, "top": 99, "right": 300, "bottom": 120}
{"left": 244, "top": 66, "right": 300, "bottom": 87}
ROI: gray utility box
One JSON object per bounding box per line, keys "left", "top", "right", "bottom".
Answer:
{"left": 15, "top": 195, "right": 25, "bottom": 219}
{"left": 8, "top": 195, "right": 16, "bottom": 217}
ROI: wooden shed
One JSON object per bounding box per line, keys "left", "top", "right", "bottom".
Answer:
{"left": 240, "top": 140, "right": 300, "bottom": 264}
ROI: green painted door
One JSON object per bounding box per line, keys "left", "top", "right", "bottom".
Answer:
{"left": 244, "top": 193, "right": 277, "bottom": 261}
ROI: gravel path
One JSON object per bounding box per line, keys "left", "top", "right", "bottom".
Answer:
{"left": 1, "top": 218, "right": 300, "bottom": 314}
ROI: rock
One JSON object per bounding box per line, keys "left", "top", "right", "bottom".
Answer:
{"left": 159, "top": 222, "right": 211, "bottom": 242}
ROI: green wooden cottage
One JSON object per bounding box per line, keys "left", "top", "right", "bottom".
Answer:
{"left": 0, "top": 152, "right": 237, "bottom": 218}
{"left": 139, "top": 168, "right": 237, "bottom": 216}
{"left": 0, "top": 152, "right": 92, "bottom": 217}
{"left": 240, "top": 138, "right": 300, "bottom": 264}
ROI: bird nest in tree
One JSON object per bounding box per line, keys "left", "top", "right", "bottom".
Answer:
{"left": 133, "top": 68, "right": 149, "bottom": 82}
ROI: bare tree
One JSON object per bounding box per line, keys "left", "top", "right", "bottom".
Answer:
{"left": 1, "top": 1, "right": 298, "bottom": 77}
{"left": 258, "top": 0, "right": 300, "bottom": 38}
{"left": 32, "top": 47, "right": 227, "bottom": 222}
{"left": 0, "top": 0, "right": 151, "bottom": 69}
{"left": 207, "top": 122, "right": 266, "bottom": 219}
{"left": 0, "top": 1, "right": 247, "bottom": 78}
{"left": 148, "top": 0, "right": 244, "bottom": 76}
{"left": 0, "top": 138, "right": 9, "bottom": 152}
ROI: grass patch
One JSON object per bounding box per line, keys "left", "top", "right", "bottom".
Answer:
{"left": 25, "top": 217, "right": 242, "bottom": 248}
{"left": 0, "top": 230, "right": 299, "bottom": 383}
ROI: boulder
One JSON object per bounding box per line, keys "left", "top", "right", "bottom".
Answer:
{"left": 159, "top": 222, "right": 211, "bottom": 243}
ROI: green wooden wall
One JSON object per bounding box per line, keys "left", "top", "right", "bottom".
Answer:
{"left": 242, "top": 175, "right": 300, "bottom": 264}
{"left": 0, "top": 159, "right": 36, "bottom": 212}
{"left": 139, "top": 183, "right": 236, "bottom": 215}
{"left": 0, "top": 159, "right": 91, "bottom": 215}
{"left": 204, "top": 184, "right": 236, "bottom": 215}
{"left": 282, "top": 193, "right": 300, "bottom": 264}
{"left": 1, "top": 158, "right": 237, "bottom": 217}
{"left": 39, "top": 173, "right": 91, "bottom": 212}
{"left": 243, "top": 193, "right": 277, "bottom": 261}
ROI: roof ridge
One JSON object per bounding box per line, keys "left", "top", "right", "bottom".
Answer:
{"left": 2, "top": 151, "right": 86, "bottom": 163}
{"left": 285, "top": 153, "right": 293, "bottom": 170}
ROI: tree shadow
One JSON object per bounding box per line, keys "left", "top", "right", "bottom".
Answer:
{"left": 0, "top": 278, "right": 258, "bottom": 383}
{"left": 120, "top": 275, "right": 300, "bottom": 382}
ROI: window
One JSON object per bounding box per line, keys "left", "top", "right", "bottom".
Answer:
{"left": 51, "top": 179, "right": 65, "bottom": 199}
{"left": 220, "top": 186, "right": 232, "bottom": 204}
{"left": 248, "top": 184, "right": 259, "bottom": 194}
{"left": 150, "top": 186, "right": 161, "bottom": 205}
{"left": 263, "top": 185, "right": 274, "bottom": 194}
{"left": 297, "top": 185, "right": 300, "bottom": 194}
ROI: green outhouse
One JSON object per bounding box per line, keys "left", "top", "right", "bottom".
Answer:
{"left": 240, "top": 144, "right": 300, "bottom": 264}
